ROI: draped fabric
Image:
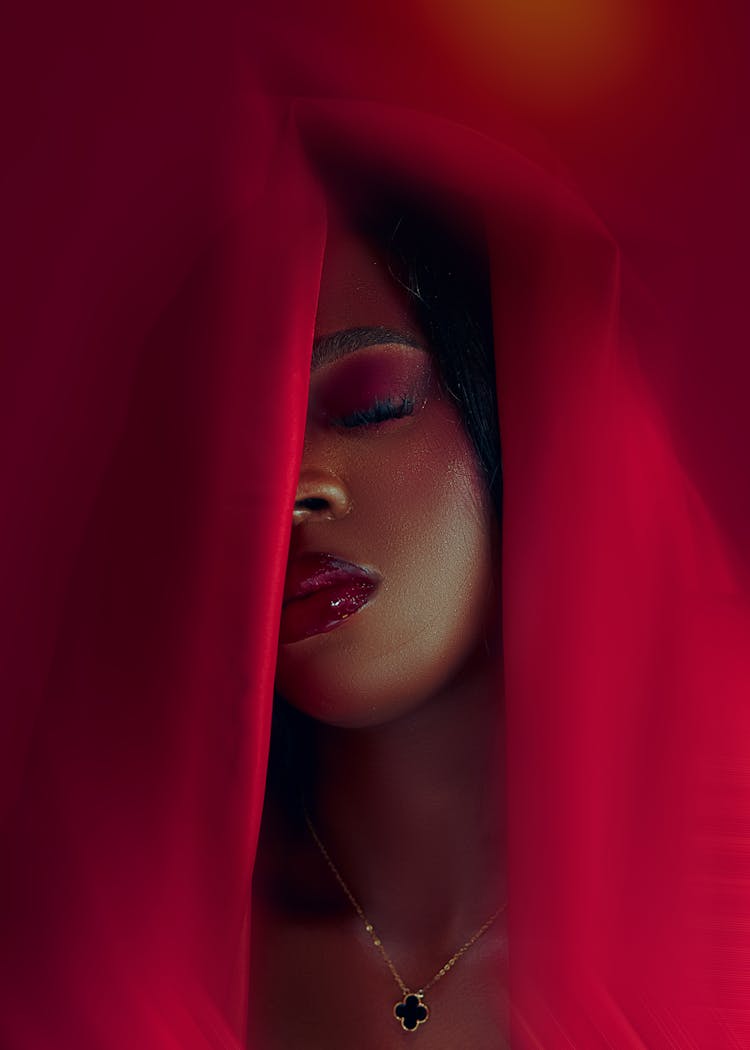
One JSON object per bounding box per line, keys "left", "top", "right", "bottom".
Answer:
{"left": 2, "top": 1, "right": 749, "bottom": 1046}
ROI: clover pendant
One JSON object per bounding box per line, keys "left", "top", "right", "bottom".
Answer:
{"left": 394, "top": 992, "right": 429, "bottom": 1031}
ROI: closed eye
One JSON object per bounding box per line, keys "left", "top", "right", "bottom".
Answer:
{"left": 330, "top": 396, "right": 416, "bottom": 429}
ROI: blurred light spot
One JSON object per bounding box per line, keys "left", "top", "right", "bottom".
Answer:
{"left": 424, "top": 0, "right": 647, "bottom": 111}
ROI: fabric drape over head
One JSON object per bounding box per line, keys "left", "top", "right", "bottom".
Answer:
{"left": 2, "top": 1, "right": 749, "bottom": 1046}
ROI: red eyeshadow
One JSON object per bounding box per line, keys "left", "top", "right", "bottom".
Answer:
{"left": 313, "top": 347, "right": 432, "bottom": 421}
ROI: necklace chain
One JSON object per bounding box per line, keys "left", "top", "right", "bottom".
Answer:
{"left": 302, "top": 803, "right": 506, "bottom": 997}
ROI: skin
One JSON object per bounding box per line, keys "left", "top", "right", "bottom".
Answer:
{"left": 250, "top": 208, "right": 508, "bottom": 1050}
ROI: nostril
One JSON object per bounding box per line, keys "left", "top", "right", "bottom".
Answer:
{"left": 292, "top": 472, "right": 351, "bottom": 522}
{"left": 296, "top": 497, "right": 329, "bottom": 512}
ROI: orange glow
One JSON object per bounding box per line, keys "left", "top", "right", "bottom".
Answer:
{"left": 424, "top": 0, "right": 648, "bottom": 111}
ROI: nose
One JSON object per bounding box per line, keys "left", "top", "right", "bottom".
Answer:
{"left": 293, "top": 467, "right": 352, "bottom": 526}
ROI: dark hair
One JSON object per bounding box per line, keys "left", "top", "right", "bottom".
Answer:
{"left": 361, "top": 199, "right": 503, "bottom": 522}
{"left": 265, "top": 196, "right": 502, "bottom": 815}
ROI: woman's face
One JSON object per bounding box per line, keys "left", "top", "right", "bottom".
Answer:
{"left": 274, "top": 210, "right": 498, "bottom": 729}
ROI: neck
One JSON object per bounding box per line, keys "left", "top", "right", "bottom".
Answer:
{"left": 305, "top": 647, "right": 506, "bottom": 953}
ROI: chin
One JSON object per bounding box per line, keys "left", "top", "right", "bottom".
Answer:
{"left": 275, "top": 590, "right": 495, "bottom": 729}
{"left": 276, "top": 640, "right": 470, "bottom": 731}
{"left": 275, "top": 671, "right": 421, "bottom": 730}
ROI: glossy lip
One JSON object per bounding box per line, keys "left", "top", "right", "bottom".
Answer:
{"left": 280, "top": 553, "right": 380, "bottom": 644}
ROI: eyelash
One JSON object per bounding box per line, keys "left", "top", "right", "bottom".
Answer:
{"left": 331, "top": 396, "right": 416, "bottom": 429}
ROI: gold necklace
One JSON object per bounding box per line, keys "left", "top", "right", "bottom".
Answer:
{"left": 303, "top": 803, "right": 506, "bottom": 1033}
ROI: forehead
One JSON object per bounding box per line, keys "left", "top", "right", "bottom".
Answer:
{"left": 314, "top": 209, "right": 423, "bottom": 351}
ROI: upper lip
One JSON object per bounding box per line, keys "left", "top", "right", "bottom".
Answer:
{"left": 282, "top": 552, "right": 379, "bottom": 607}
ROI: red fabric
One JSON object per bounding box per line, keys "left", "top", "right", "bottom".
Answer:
{"left": 2, "top": 2, "right": 749, "bottom": 1047}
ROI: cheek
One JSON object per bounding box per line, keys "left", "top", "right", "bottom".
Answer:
{"left": 373, "top": 412, "right": 494, "bottom": 667}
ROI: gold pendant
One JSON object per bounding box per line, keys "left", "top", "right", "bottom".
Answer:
{"left": 394, "top": 992, "right": 429, "bottom": 1031}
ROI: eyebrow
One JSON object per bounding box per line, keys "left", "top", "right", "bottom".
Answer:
{"left": 311, "top": 325, "right": 424, "bottom": 370}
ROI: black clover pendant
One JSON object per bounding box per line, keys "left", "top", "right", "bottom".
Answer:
{"left": 393, "top": 992, "right": 429, "bottom": 1031}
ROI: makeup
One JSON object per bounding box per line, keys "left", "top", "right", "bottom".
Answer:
{"left": 280, "top": 553, "right": 380, "bottom": 644}
{"left": 313, "top": 346, "right": 432, "bottom": 431}
{"left": 275, "top": 215, "right": 496, "bottom": 728}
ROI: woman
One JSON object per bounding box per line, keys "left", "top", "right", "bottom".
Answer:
{"left": 2, "top": 9, "right": 749, "bottom": 1046}
{"left": 250, "top": 193, "right": 508, "bottom": 1047}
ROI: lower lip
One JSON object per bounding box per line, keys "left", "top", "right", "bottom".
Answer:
{"left": 279, "top": 579, "right": 378, "bottom": 644}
